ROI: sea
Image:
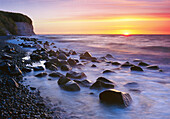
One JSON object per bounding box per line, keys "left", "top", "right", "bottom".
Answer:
{"left": 8, "top": 35, "right": 170, "bottom": 119}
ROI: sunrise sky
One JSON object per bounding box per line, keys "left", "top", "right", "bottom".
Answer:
{"left": 0, "top": 0, "right": 170, "bottom": 34}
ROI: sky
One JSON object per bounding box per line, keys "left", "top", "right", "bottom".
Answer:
{"left": 0, "top": 0, "right": 170, "bottom": 34}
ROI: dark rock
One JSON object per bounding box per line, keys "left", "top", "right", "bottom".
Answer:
{"left": 0, "top": 62, "right": 11, "bottom": 72}
{"left": 67, "top": 58, "right": 77, "bottom": 66}
{"left": 112, "top": 62, "right": 121, "bottom": 65}
{"left": 124, "top": 82, "right": 139, "bottom": 88}
{"left": 121, "top": 62, "right": 134, "bottom": 67}
{"left": 147, "top": 65, "right": 159, "bottom": 70}
{"left": 49, "top": 72, "right": 63, "bottom": 77}
{"left": 30, "top": 53, "right": 42, "bottom": 61}
{"left": 7, "top": 78, "right": 19, "bottom": 88}
{"left": 33, "top": 66, "right": 44, "bottom": 71}
{"left": 130, "top": 66, "right": 143, "bottom": 71}
{"left": 22, "top": 67, "right": 32, "bottom": 72}
{"left": 58, "top": 76, "right": 71, "bottom": 85}
{"left": 53, "top": 46, "right": 57, "bottom": 48}
{"left": 48, "top": 50, "right": 57, "bottom": 57}
{"left": 106, "top": 54, "right": 113, "bottom": 58}
{"left": 138, "top": 62, "right": 149, "bottom": 66}
{"left": 99, "top": 89, "right": 132, "bottom": 107}
{"left": 72, "top": 51, "right": 77, "bottom": 55}
{"left": 74, "top": 79, "right": 92, "bottom": 87}
{"left": 48, "top": 64, "right": 58, "bottom": 71}
{"left": 37, "top": 41, "right": 42, "bottom": 44}
{"left": 84, "top": 51, "right": 92, "bottom": 58}
{"left": 62, "top": 80, "right": 80, "bottom": 91}
{"left": 1, "top": 54, "right": 12, "bottom": 60}
{"left": 57, "top": 53, "right": 67, "bottom": 60}
{"left": 30, "top": 87, "right": 36, "bottom": 90}
{"left": 66, "top": 71, "right": 87, "bottom": 79}
{"left": 97, "top": 77, "right": 114, "bottom": 83}
{"left": 91, "top": 64, "right": 97, "bottom": 67}
{"left": 44, "top": 61, "right": 53, "bottom": 69}
{"left": 44, "top": 41, "right": 50, "bottom": 46}
{"left": 35, "top": 72, "right": 47, "bottom": 77}
{"left": 103, "top": 70, "right": 115, "bottom": 74}
{"left": 9, "top": 64, "right": 23, "bottom": 76}
{"left": 61, "top": 64, "right": 72, "bottom": 71}
{"left": 51, "top": 42, "right": 55, "bottom": 45}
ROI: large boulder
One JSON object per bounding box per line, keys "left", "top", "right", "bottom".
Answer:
{"left": 66, "top": 71, "right": 86, "bottom": 79}
{"left": 61, "top": 64, "right": 72, "bottom": 71}
{"left": 58, "top": 76, "right": 71, "bottom": 85}
{"left": 62, "top": 80, "right": 80, "bottom": 91}
{"left": 90, "top": 77, "right": 115, "bottom": 90}
{"left": 138, "top": 62, "right": 149, "bottom": 66}
{"left": 99, "top": 89, "right": 132, "bottom": 107}
{"left": 130, "top": 66, "right": 143, "bottom": 71}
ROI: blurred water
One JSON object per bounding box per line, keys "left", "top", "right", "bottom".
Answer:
{"left": 8, "top": 35, "right": 170, "bottom": 119}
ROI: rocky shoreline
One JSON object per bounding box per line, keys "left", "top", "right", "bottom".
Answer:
{"left": 0, "top": 36, "right": 54, "bottom": 118}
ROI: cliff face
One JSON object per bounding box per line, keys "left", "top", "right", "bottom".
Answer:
{"left": 0, "top": 11, "right": 35, "bottom": 36}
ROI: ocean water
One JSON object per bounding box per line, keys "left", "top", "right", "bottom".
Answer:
{"left": 8, "top": 35, "right": 170, "bottom": 119}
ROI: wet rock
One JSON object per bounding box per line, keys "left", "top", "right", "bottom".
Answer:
{"left": 7, "top": 78, "right": 19, "bottom": 88}
{"left": 61, "top": 64, "right": 72, "bottom": 71}
{"left": 48, "top": 50, "right": 57, "bottom": 57}
{"left": 159, "top": 69, "right": 163, "bottom": 72}
{"left": 58, "top": 76, "right": 71, "bottom": 85}
{"left": 84, "top": 51, "right": 92, "bottom": 58}
{"left": 35, "top": 72, "right": 47, "bottom": 77}
{"left": 121, "top": 62, "right": 134, "bottom": 67}
{"left": 74, "top": 79, "right": 92, "bottom": 87}
{"left": 106, "top": 54, "right": 113, "bottom": 58}
{"left": 99, "top": 89, "right": 132, "bottom": 107}
{"left": 49, "top": 72, "right": 63, "bottom": 77}
{"left": 57, "top": 53, "right": 67, "bottom": 60}
{"left": 53, "top": 46, "right": 57, "bottom": 48}
{"left": 67, "top": 58, "right": 77, "bottom": 66}
{"left": 33, "top": 66, "right": 44, "bottom": 71}
{"left": 44, "top": 61, "right": 53, "bottom": 69}
{"left": 72, "top": 51, "right": 77, "bottom": 55}
{"left": 9, "top": 64, "right": 23, "bottom": 76}
{"left": 138, "top": 62, "right": 149, "bottom": 66}
{"left": 51, "top": 42, "right": 55, "bottom": 45}
{"left": 48, "top": 64, "right": 58, "bottom": 71}
{"left": 103, "top": 70, "right": 115, "bottom": 74}
{"left": 62, "top": 80, "right": 80, "bottom": 91}
{"left": 30, "top": 53, "right": 42, "bottom": 61}
{"left": 130, "top": 66, "right": 143, "bottom": 71}
{"left": 22, "top": 67, "right": 32, "bottom": 72}
{"left": 147, "top": 65, "right": 159, "bottom": 70}
{"left": 91, "top": 64, "right": 97, "bottom": 67}
{"left": 44, "top": 41, "right": 50, "bottom": 46}
{"left": 66, "top": 71, "right": 87, "bottom": 79}
{"left": 90, "top": 77, "right": 115, "bottom": 90}
{"left": 112, "top": 62, "right": 121, "bottom": 65}
{"left": 30, "top": 87, "right": 36, "bottom": 90}
{"left": 80, "top": 51, "right": 94, "bottom": 60}
{"left": 124, "top": 82, "right": 139, "bottom": 88}
{"left": 0, "top": 62, "right": 11, "bottom": 72}
{"left": 1, "top": 54, "right": 12, "bottom": 60}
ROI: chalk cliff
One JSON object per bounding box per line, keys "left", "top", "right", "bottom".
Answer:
{"left": 0, "top": 11, "right": 35, "bottom": 36}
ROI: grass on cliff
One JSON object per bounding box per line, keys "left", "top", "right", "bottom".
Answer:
{"left": 0, "top": 11, "right": 32, "bottom": 36}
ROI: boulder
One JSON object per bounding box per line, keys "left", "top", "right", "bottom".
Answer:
{"left": 147, "top": 65, "right": 159, "bottom": 70}
{"left": 33, "top": 66, "right": 44, "bottom": 71}
{"left": 121, "top": 62, "right": 134, "bottom": 67}
{"left": 99, "top": 89, "right": 132, "bottom": 107}
{"left": 138, "top": 62, "right": 149, "bottom": 66}
{"left": 84, "top": 51, "right": 92, "bottom": 58}
{"left": 57, "top": 53, "right": 67, "bottom": 60}
{"left": 58, "top": 76, "right": 71, "bottom": 85}
{"left": 62, "top": 80, "right": 80, "bottom": 91}
{"left": 91, "top": 64, "right": 97, "bottom": 67}
{"left": 9, "top": 64, "right": 23, "bottom": 76}
{"left": 112, "top": 62, "right": 121, "bottom": 65}
{"left": 49, "top": 72, "right": 63, "bottom": 77}
{"left": 66, "top": 71, "right": 86, "bottom": 79}
{"left": 48, "top": 64, "right": 58, "bottom": 71}
{"left": 103, "top": 70, "right": 115, "bottom": 74}
{"left": 130, "top": 66, "right": 143, "bottom": 71}
{"left": 106, "top": 54, "right": 113, "bottom": 58}
{"left": 35, "top": 72, "right": 47, "bottom": 77}
{"left": 0, "top": 62, "right": 11, "bottom": 72}
{"left": 22, "top": 67, "right": 32, "bottom": 72}
{"left": 67, "top": 58, "right": 77, "bottom": 66}
{"left": 61, "top": 64, "right": 72, "bottom": 71}
{"left": 74, "top": 79, "right": 92, "bottom": 87}
{"left": 1, "top": 54, "right": 12, "bottom": 60}
{"left": 90, "top": 77, "right": 115, "bottom": 90}
{"left": 30, "top": 53, "right": 42, "bottom": 61}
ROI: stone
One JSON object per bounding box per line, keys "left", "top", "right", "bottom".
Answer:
{"left": 147, "top": 65, "right": 159, "bottom": 70}
{"left": 66, "top": 71, "right": 87, "bottom": 79}
{"left": 130, "top": 66, "right": 143, "bottom": 71}
{"left": 97, "top": 77, "right": 114, "bottom": 83}
{"left": 84, "top": 52, "right": 92, "bottom": 58}
{"left": 48, "top": 50, "right": 57, "bottom": 57}
{"left": 48, "top": 64, "right": 58, "bottom": 71}
{"left": 67, "top": 58, "right": 77, "bottom": 66}
{"left": 106, "top": 54, "right": 113, "bottom": 58}
{"left": 112, "top": 62, "right": 121, "bottom": 65}
{"left": 35, "top": 72, "right": 47, "bottom": 77}
{"left": 22, "top": 67, "right": 32, "bottom": 72}
{"left": 30, "top": 87, "right": 36, "bottom": 90}
{"left": 57, "top": 53, "right": 67, "bottom": 60}
{"left": 103, "top": 70, "right": 115, "bottom": 74}
{"left": 33, "top": 66, "right": 44, "bottom": 71}
{"left": 138, "top": 62, "right": 149, "bottom": 66}
{"left": 99, "top": 89, "right": 132, "bottom": 107}
{"left": 49, "top": 72, "right": 63, "bottom": 77}
{"left": 9, "top": 65, "right": 23, "bottom": 76}
{"left": 74, "top": 79, "right": 92, "bottom": 87}
{"left": 0, "top": 62, "right": 11, "bottom": 72}
{"left": 72, "top": 51, "right": 77, "bottom": 55}
{"left": 44, "top": 61, "right": 53, "bottom": 69}
{"left": 61, "top": 64, "right": 72, "bottom": 71}
{"left": 124, "top": 82, "right": 139, "bottom": 88}
{"left": 91, "top": 64, "right": 97, "bottom": 67}
{"left": 62, "top": 80, "right": 80, "bottom": 91}
{"left": 7, "top": 78, "right": 19, "bottom": 88}
{"left": 30, "top": 53, "right": 42, "bottom": 61}
{"left": 58, "top": 76, "right": 71, "bottom": 85}
{"left": 1, "top": 54, "right": 12, "bottom": 60}
{"left": 121, "top": 62, "right": 134, "bottom": 67}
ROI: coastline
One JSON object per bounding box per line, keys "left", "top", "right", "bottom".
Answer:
{"left": 0, "top": 36, "right": 54, "bottom": 118}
